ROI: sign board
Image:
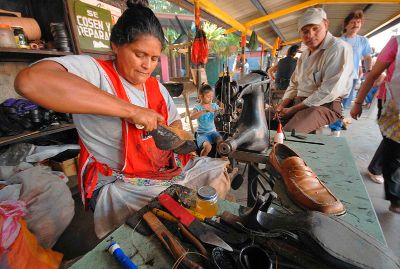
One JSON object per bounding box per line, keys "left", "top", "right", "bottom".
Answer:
{"left": 68, "top": 0, "right": 112, "bottom": 53}
{"left": 80, "top": 0, "right": 122, "bottom": 24}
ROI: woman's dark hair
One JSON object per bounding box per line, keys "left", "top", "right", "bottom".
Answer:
{"left": 199, "top": 83, "right": 213, "bottom": 95}
{"left": 110, "top": 0, "right": 165, "bottom": 47}
{"left": 343, "top": 10, "right": 364, "bottom": 33}
{"left": 287, "top": 45, "right": 299, "bottom": 57}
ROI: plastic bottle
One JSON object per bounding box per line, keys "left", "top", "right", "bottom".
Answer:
{"left": 108, "top": 242, "right": 138, "bottom": 269}
{"left": 274, "top": 122, "right": 284, "bottom": 144}
{"left": 195, "top": 186, "right": 218, "bottom": 217}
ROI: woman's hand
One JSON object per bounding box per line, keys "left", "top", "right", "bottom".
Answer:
{"left": 126, "top": 106, "right": 164, "bottom": 131}
{"left": 350, "top": 103, "right": 363, "bottom": 120}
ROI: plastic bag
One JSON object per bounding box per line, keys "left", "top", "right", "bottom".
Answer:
{"left": 0, "top": 143, "right": 34, "bottom": 166}
{"left": 0, "top": 218, "right": 63, "bottom": 269}
{"left": 25, "top": 144, "right": 80, "bottom": 163}
{"left": 0, "top": 165, "right": 74, "bottom": 248}
{"left": 0, "top": 200, "right": 27, "bottom": 250}
{"left": 248, "top": 31, "right": 258, "bottom": 51}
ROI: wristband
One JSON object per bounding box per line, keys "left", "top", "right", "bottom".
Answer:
{"left": 354, "top": 101, "right": 363, "bottom": 105}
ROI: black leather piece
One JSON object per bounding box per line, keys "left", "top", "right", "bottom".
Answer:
{"left": 0, "top": 108, "right": 24, "bottom": 136}
{"left": 7, "top": 113, "right": 35, "bottom": 131}
{"left": 238, "top": 245, "right": 272, "bottom": 269}
{"left": 238, "top": 194, "right": 277, "bottom": 230}
{"left": 210, "top": 247, "right": 236, "bottom": 269}
{"left": 256, "top": 211, "right": 400, "bottom": 269}
{"left": 150, "top": 125, "right": 196, "bottom": 154}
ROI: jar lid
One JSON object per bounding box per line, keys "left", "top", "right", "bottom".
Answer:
{"left": 197, "top": 186, "right": 217, "bottom": 201}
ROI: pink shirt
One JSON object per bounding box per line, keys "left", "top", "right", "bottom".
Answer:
{"left": 377, "top": 37, "right": 398, "bottom": 99}
{"left": 378, "top": 37, "right": 397, "bottom": 81}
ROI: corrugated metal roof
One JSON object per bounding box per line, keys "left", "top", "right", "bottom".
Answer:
{"left": 169, "top": 0, "right": 400, "bottom": 48}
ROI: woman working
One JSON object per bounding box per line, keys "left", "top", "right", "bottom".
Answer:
{"left": 15, "top": 0, "right": 230, "bottom": 238}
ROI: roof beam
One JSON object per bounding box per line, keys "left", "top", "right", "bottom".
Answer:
{"left": 187, "top": 0, "right": 273, "bottom": 48}
{"left": 365, "top": 11, "right": 400, "bottom": 36}
{"left": 167, "top": 0, "right": 230, "bottom": 29}
{"left": 226, "top": 0, "right": 400, "bottom": 33}
{"left": 249, "top": 0, "right": 286, "bottom": 41}
{"left": 282, "top": 38, "right": 302, "bottom": 46}
{"left": 167, "top": 0, "right": 272, "bottom": 48}
{"left": 245, "top": 0, "right": 319, "bottom": 28}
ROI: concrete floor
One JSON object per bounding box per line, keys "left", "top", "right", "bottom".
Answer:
{"left": 55, "top": 95, "right": 400, "bottom": 263}
{"left": 339, "top": 109, "right": 400, "bottom": 257}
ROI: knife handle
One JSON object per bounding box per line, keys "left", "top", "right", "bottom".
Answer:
{"left": 152, "top": 208, "right": 178, "bottom": 222}
{"left": 143, "top": 212, "right": 203, "bottom": 269}
{"left": 159, "top": 193, "right": 195, "bottom": 227}
{"left": 153, "top": 207, "right": 206, "bottom": 223}
{"left": 178, "top": 223, "right": 208, "bottom": 258}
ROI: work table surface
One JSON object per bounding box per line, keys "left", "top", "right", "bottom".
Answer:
{"left": 70, "top": 134, "right": 385, "bottom": 268}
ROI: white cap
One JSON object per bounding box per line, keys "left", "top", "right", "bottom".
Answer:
{"left": 298, "top": 8, "right": 327, "bottom": 32}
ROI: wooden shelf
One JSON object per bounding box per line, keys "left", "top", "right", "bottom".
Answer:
{"left": 0, "top": 47, "right": 73, "bottom": 62}
{"left": 0, "top": 123, "right": 75, "bottom": 147}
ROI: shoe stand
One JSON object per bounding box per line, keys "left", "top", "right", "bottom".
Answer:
{"left": 230, "top": 149, "right": 276, "bottom": 207}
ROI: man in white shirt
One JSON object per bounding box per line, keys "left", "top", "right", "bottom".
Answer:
{"left": 274, "top": 8, "right": 353, "bottom": 133}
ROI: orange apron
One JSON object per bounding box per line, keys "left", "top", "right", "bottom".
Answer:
{"left": 78, "top": 60, "right": 182, "bottom": 208}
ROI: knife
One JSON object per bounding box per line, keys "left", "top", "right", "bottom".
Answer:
{"left": 158, "top": 193, "right": 233, "bottom": 252}
{"left": 152, "top": 208, "right": 249, "bottom": 247}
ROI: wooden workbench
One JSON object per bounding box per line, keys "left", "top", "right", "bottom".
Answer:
{"left": 70, "top": 134, "right": 386, "bottom": 268}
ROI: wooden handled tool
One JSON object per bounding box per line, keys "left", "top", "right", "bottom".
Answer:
{"left": 143, "top": 211, "right": 203, "bottom": 269}
{"left": 152, "top": 208, "right": 208, "bottom": 257}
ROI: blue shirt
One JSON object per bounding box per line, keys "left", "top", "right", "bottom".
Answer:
{"left": 340, "top": 35, "right": 372, "bottom": 78}
{"left": 194, "top": 103, "right": 219, "bottom": 134}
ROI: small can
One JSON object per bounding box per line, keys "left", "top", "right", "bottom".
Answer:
{"left": 13, "top": 26, "right": 29, "bottom": 49}
{"left": 195, "top": 186, "right": 218, "bottom": 217}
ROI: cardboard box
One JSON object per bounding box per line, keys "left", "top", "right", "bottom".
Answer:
{"left": 49, "top": 157, "right": 78, "bottom": 177}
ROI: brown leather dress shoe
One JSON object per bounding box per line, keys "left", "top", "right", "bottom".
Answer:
{"left": 150, "top": 124, "right": 197, "bottom": 154}
{"left": 269, "top": 143, "right": 346, "bottom": 216}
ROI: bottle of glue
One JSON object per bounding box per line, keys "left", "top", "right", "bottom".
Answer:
{"left": 274, "top": 122, "right": 284, "bottom": 144}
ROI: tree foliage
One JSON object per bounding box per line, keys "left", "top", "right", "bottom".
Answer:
{"left": 202, "top": 21, "right": 240, "bottom": 57}
{"left": 149, "top": 0, "right": 190, "bottom": 14}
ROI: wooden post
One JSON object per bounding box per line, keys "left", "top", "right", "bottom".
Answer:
{"left": 260, "top": 43, "right": 264, "bottom": 70}
{"left": 194, "top": 0, "right": 201, "bottom": 92}
{"left": 240, "top": 32, "right": 246, "bottom": 79}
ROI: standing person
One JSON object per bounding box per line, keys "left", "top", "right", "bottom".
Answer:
{"left": 271, "top": 8, "right": 353, "bottom": 134}
{"left": 351, "top": 36, "right": 400, "bottom": 213}
{"left": 342, "top": 10, "right": 373, "bottom": 109}
{"left": 366, "top": 71, "right": 386, "bottom": 184}
{"left": 330, "top": 10, "right": 373, "bottom": 134}
{"left": 190, "top": 84, "right": 223, "bottom": 156}
{"left": 244, "top": 59, "right": 250, "bottom": 74}
{"left": 232, "top": 53, "right": 243, "bottom": 80}
{"left": 14, "top": 0, "right": 230, "bottom": 238}
{"left": 268, "top": 44, "right": 299, "bottom": 91}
